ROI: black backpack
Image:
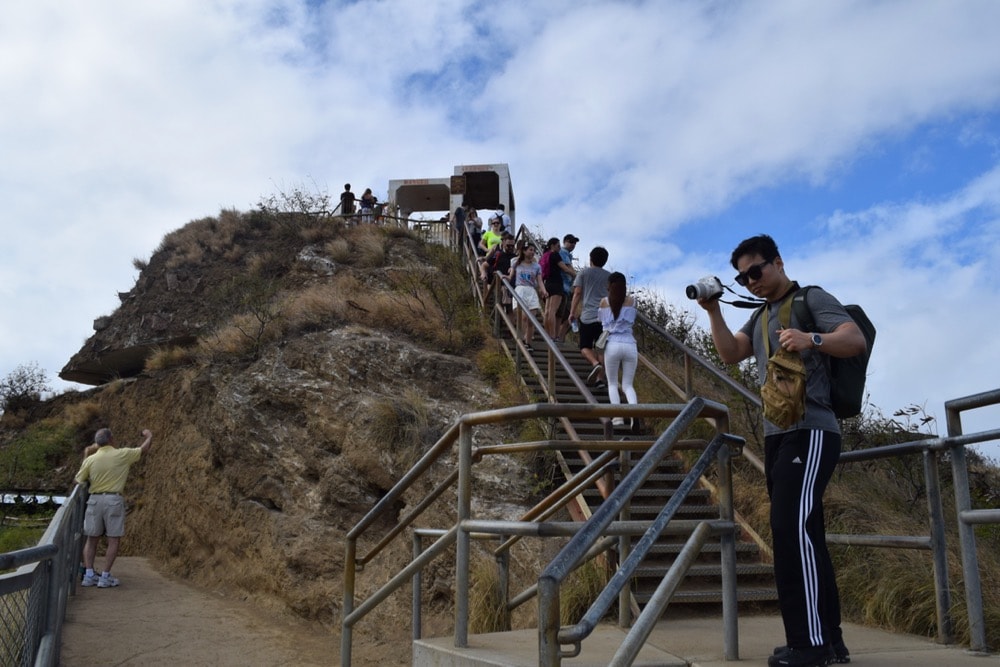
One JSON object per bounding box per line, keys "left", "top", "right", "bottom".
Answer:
{"left": 751, "top": 285, "right": 876, "bottom": 419}
{"left": 790, "top": 286, "right": 876, "bottom": 419}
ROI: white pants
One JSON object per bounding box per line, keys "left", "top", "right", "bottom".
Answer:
{"left": 604, "top": 340, "right": 638, "bottom": 406}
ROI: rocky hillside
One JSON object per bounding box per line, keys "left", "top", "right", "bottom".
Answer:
{"left": 9, "top": 209, "right": 540, "bottom": 635}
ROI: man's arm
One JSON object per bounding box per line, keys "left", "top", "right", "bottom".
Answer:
{"left": 778, "top": 321, "right": 866, "bottom": 357}
{"left": 137, "top": 429, "right": 153, "bottom": 454}
{"left": 569, "top": 285, "right": 582, "bottom": 321}
{"left": 698, "top": 298, "right": 753, "bottom": 364}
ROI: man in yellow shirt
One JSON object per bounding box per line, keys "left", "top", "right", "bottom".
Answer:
{"left": 75, "top": 427, "right": 153, "bottom": 588}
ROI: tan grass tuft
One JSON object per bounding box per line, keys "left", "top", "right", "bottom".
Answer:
{"left": 560, "top": 557, "right": 610, "bottom": 625}
{"left": 144, "top": 345, "right": 196, "bottom": 372}
{"left": 325, "top": 238, "right": 351, "bottom": 263}
{"left": 469, "top": 554, "right": 510, "bottom": 633}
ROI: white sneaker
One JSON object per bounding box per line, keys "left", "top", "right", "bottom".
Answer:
{"left": 81, "top": 573, "right": 99, "bottom": 587}
{"left": 612, "top": 418, "right": 625, "bottom": 427}
{"left": 97, "top": 573, "right": 120, "bottom": 588}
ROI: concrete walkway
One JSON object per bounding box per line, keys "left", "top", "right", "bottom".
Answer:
{"left": 61, "top": 558, "right": 997, "bottom": 666}
{"left": 59, "top": 557, "right": 337, "bottom": 666}
{"left": 415, "top": 614, "right": 999, "bottom": 666}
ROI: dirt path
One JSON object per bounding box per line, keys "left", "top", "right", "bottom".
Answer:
{"left": 59, "top": 557, "right": 409, "bottom": 666}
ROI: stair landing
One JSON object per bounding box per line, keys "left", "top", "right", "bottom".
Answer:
{"left": 413, "top": 614, "right": 992, "bottom": 666}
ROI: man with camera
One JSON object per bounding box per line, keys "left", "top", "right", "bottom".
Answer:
{"left": 696, "top": 234, "right": 865, "bottom": 667}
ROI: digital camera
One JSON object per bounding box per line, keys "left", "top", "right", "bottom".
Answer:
{"left": 685, "top": 276, "right": 723, "bottom": 301}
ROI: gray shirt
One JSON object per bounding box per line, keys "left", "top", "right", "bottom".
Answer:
{"left": 573, "top": 266, "right": 611, "bottom": 324}
{"left": 739, "top": 286, "right": 852, "bottom": 436}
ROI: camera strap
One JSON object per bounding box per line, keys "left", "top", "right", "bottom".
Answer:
{"left": 720, "top": 284, "right": 764, "bottom": 309}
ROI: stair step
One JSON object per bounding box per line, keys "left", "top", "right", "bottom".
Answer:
{"left": 633, "top": 563, "right": 774, "bottom": 578}
{"left": 635, "top": 587, "right": 780, "bottom": 605}
{"left": 641, "top": 542, "right": 760, "bottom": 556}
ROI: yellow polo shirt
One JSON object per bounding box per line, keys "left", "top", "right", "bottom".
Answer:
{"left": 75, "top": 446, "right": 143, "bottom": 494}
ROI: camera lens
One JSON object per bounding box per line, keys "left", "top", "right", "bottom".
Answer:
{"left": 685, "top": 284, "right": 700, "bottom": 300}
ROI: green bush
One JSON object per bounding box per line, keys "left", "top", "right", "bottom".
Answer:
{"left": 0, "top": 423, "right": 75, "bottom": 487}
{"left": 0, "top": 526, "right": 44, "bottom": 554}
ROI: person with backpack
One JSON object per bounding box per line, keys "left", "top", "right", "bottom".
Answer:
{"left": 696, "top": 234, "right": 866, "bottom": 667}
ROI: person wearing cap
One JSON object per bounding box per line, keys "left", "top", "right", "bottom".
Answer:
{"left": 75, "top": 427, "right": 153, "bottom": 588}
{"left": 556, "top": 234, "right": 580, "bottom": 340}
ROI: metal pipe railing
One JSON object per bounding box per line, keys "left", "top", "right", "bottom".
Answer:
{"left": 537, "top": 398, "right": 737, "bottom": 665}
{"left": 339, "top": 401, "right": 731, "bottom": 666}
{"left": 0, "top": 484, "right": 86, "bottom": 667}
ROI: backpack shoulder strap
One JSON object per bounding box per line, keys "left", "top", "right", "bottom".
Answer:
{"left": 791, "top": 285, "right": 817, "bottom": 332}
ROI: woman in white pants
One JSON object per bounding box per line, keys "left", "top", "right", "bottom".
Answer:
{"left": 598, "top": 272, "right": 638, "bottom": 430}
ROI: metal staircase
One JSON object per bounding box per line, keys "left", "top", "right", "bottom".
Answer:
{"left": 501, "top": 331, "right": 779, "bottom": 616}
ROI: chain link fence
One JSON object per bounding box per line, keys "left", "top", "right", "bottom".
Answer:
{"left": 0, "top": 485, "right": 85, "bottom": 666}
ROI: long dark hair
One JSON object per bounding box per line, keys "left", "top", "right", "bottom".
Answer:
{"left": 608, "top": 271, "right": 626, "bottom": 320}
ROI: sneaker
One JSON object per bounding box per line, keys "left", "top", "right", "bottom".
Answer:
{"left": 831, "top": 640, "right": 850, "bottom": 664}
{"left": 97, "top": 573, "right": 120, "bottom": 588}
{"left": 768, "top": 645, "right": 833, "bottom": 667}
{"left": 774, "top": 641, "right": 848, "bottom": 665}
{"left": 594, "top": 381, "right": 607, "bottom": 390}
{"left": 612, "top": 418, "right": 625, "bottom": 428}
{"left": 81, "top": 573, "right": 99, "bottom": 587}
{"left": 586, "top": 364, "right": 603, "bottom": 385}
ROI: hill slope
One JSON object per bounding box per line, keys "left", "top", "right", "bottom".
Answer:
{"left": 8, "top": 210, "right": 538, "bottom": 638}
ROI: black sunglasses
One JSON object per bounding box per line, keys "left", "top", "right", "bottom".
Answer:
{"left": 734, "top": 259, "right": 772, "bottom": 286}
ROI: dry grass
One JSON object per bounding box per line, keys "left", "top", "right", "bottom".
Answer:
{"left": 59, "top": 400, "right": 103, "bottom": 430}
{"left": 342, "top": 390, "right": 437, "bottom": 491}
{"left": 469, "top": 554, "right": 511, "bottom": 633}
{"left": 160, "top": 209, "right": 249, "bottom": 270}
{"left": 474, "top": 343, "right": 530, "bottom": 409}
{"left": 145, "top": 345, "right": 197, "bottom": 372}
{"left": 560, "top": 557, "right": 610, "bottom": 625}
{"left": 280, "top": 280, "right": 351, "bottom": 331}
{"left": 325, "top": 237, "right": 351, "bottom": 263}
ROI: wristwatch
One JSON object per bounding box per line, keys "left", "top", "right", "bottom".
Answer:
{"left": 811, "top": 333, "right": 823, "bottom": 348}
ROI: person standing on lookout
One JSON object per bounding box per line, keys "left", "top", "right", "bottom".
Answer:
{"left": 697, "top": 233, "right": 864, "bottom": 667}
{"left": 75, "top": 427, "right": 154, "bottom": 588}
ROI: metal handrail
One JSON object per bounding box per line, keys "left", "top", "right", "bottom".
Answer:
{"left": 340, "top": 401, "right": 732, "bottom": 666}
{"left": 538, "top": 398, "right": 743, "bottom": 664}
{"left": 0, "top": 484, "right": 86, "bottom": 667}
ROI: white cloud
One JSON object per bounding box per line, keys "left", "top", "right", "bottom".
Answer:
{"left": 2, "top": 0, "right": 1000, "bottom": 455}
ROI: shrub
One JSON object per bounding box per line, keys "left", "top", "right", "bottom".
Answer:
{"left": 0, "top": 423, "right": 75, "bottom": 487}
{"left": 0, "top": 363, "right": 50, "bottom": 414}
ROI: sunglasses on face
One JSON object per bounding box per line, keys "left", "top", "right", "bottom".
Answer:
{"left": 734, "top": 259, "right": 772, "bottom": 286}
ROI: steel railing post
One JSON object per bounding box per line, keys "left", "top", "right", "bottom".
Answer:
{"left": 922, "top": 448, "right": 954, "bottom": 644}
{"left": 341, "top": 537, "right": 357, "bottom": 667}
{"left": 716, "top": 438, "right": 739, "bottom": 661}
{"left": 412, "top": 532, "right": 423, "bottom": 641}
{"left": 455, "top": 420, "right": 473, "bottom": 647}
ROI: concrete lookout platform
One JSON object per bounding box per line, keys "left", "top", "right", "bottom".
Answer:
{"left": 414, "top": 614, "right": 998, "bottom": 666}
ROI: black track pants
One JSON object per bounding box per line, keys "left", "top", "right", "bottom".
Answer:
{"left": 765, "top": 429, "right": 843, "bottom": 649}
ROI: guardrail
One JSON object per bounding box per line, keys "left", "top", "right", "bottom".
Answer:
{"left": 0, "top": 485, "right": 84, "bottom": 667}
{"left": 340, "top": 400, "right": 739, "bottom": 666}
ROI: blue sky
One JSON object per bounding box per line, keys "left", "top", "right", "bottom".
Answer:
{"left": 2, "top": 0, "right": 1000, "bottom": 456}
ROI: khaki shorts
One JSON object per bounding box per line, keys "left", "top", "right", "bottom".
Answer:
{"left": 84, "top": 493, "right": 126, "bottom": 538}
